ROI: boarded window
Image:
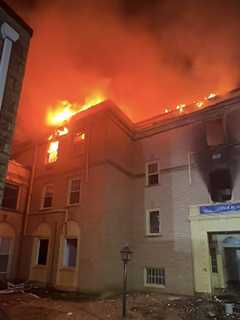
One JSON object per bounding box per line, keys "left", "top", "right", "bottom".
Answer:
{"left": 36, "top": 239, "right": 49, "bottom": 265}
{"left": 42, "top": 185, "right": 53, "bottom": 208}
{"left": 206, "top": 118, "right": 225, "bottom": 146}
{"left": 209, "top": 168, "right": 232, "bottom": 202}
{"left": 2, "top": 183, "right": 19, "bottom": 210}
{"left": 68, "top": 179, "right": 81, "bottom": 205}
{"left": 0, "top": 238, "right": 11, "bottom": 273}
{"left": 145, "top": 267, "right": 165, "bottom": 286}
{"left": 64, "top": 239, "right": 77, "bottom": 267}
{"left": 146, "top": 161, "right": 159, "bottom": 186}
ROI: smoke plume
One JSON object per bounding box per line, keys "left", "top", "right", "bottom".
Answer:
{"left": 7, "top": 0, "right": 240, "bottom": 143}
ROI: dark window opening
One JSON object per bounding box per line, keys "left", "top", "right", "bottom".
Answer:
{"left": 2, "top": 183, "right": 19, "bottom": 210}
{"left": 206, "top": 118, "right": 225, "bottom": 146}
{"left": 149, "top": 211, "right": 160, "bottom": 234}
{"left": 210, "top": 247, "right": 218, "bottom": 273}
{"left": 64, "top": 239, "right": 77, "bottom": 267}
{"left": 209, "top": 168, "right": 232, "bottom": 202}
{"left": 37, "top": 239, "right": 49, "bottom": 265}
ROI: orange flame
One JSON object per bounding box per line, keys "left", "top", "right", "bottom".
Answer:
{"left": 47, "top": 92, "right": 105, "bottom": 126}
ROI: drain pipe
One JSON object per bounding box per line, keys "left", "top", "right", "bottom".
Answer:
{"left": 0, "top": 23, "right": 19, "bottom": 111}
{"left": 23, "top": 144, "right": 38, "bottom": 235}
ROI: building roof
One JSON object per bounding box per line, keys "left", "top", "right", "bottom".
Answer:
{"left": 0, "top": 0, "right": 33, "bottom": 36}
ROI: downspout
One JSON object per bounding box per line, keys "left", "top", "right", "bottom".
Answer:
{"left": 0, "top": 23, "right": 19, "bottom": 111}
{"left": 23, "top": 144, "right": 38, "bottom": 235}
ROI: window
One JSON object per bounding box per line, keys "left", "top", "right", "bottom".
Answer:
{"left": 73, "top": 132, "right": 86, "bottom": 155}
{"left": 64, "top": 238, "right": 77, "bottom": 267}
{"left": 36, "top": 239, "right": 49, "bottom": 265}
{"left": 68, "top": 178, "right": 81, "bottom": 205}
{"left": 209, "top": 168, "right": 232, "bottom": 202}
{"left": 0, "top": 238, "right": 12, "bottom": 273}
{"left": 41, "top": 185, "right": 53, "bottom": 209}
{"left": 2, "top": 183, "right": 19, "bottom": 210}
{"left": 47, "top": 140, "right": 59, "bottom": 164}
{"left": 146, "top": 209, "right": 161, "bottom": 235}
{"left": 206, "top": 118, "right": 225, "bottom": 146}
{"left": 145, "top": 267, "right": 165, "bottom": 287}
{"left": 146, "top": 161, "right": 159, "bottom": 186}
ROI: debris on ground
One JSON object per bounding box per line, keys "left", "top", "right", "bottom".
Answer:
{"left": 1, "top": 290, "right": 240, "bottom": 319}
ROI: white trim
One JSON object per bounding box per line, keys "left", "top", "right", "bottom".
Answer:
{"left": 0, "top": 23, "right": 19, "bottom": 111}
{"left": 145, "top": 160, "right": 160, "bottom": 186}
{"left": 67, "top": 177, "right": 81, "bottom": 206}
{"left": 146, "top": 208, "right": 161, "bottom": 236}
{"left": 40, "top": 184, "right": 54, "bottom": 209}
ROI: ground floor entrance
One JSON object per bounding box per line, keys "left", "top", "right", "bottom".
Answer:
{"left": 189, "top": 204, "right": 240, "bottom": 294}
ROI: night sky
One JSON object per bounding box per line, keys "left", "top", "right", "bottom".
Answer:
{"left": 5, "top": 0, "right": 240, "bottom": 142}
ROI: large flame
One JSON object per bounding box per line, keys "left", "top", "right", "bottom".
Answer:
{"left": 47, "top": 93, "right": 105, "bottom": 126}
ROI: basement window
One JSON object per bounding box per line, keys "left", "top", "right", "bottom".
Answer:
{"left": 209, "top": 168, "right": 232, "bottom": 202}
{"left": 146, "top": 209, "right": 161, "bottom": 236}
{"left": 145, "top": 267, "right": 165, "bottom": 287}
{"left": 47, "top": 140, "right": 59, "bottom": 164}
{"left": 36, "top": 239, "right": 49, "bottom": 265}
{"left": 146, "top": 161, "right": 160, "bottom": 186}
{"left": 41, "top": 185, "right": 53, "bottom": 209}
{"left": 1, "top": 183, "right": 19, "bottom": 210}
{"left": 68, "top": 178, "right": 81, "bottom": 205}
{"left": 0, "top": 237, "right": 12, "bottom": 273}
{"left": 64, "top": 238, "right": 78, "bottom": 268}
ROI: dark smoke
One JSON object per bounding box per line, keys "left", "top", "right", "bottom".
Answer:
{"left": 7, "top": 0, "right": 240, "bottom": 143}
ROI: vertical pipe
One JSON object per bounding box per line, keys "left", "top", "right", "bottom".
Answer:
{"left": 122, "top": 262, "right": 127, "bottom": 318}
{"left": 23, "top": 144, "right": 38, "bottom": 235}
{"left": 188, "top": 152, "right": 192, "bottom": 185}
{"left": 0, "top": 23, "right": 19, "bottom": 111}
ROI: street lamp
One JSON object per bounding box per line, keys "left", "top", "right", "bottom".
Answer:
{"left": 120, "top": 245, "right": 132, "bottom": 318}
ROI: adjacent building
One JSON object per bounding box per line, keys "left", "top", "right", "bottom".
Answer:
{"left": 0, "top": 1, "right": 32, "bottom": 281}
{"left": 6, "top": 89, "right": 240, "bottom": 295}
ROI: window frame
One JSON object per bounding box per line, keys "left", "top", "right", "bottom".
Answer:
{"left": 46, "top": 140, "right": 59, "bottom": 164}
{"left": 35, "top": 238, "right": 49, "bottom": 267}
{"left": 67, "top": 178, "right": 81, "bottom": 206}
{"left": 63, "top": 237, "right": 78, "bottom": 269}
{"left": 145, "top": 160, "right": 160, "bottom": 186}
{"left": 144, "top": 267, "right": 166, "bottom": 288}
{"left": 146, "top": 208, "right": 161, "bottom": 236}
{"left": 1, "top": 182, "right": 20, "bottom": 211}
{"left": 41, "top": 184, "right": 54, "bottom": 209}
{"left": 0, "top": 237, "right": 13, "bottom": 274}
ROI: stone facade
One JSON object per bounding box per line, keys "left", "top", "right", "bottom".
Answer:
{"left": 0, "top": 1, "right": 32, "bottom": 205}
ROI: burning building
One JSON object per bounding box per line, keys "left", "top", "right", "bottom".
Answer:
{"left": 3, "top": 88, "right": 240, "bottom": 295}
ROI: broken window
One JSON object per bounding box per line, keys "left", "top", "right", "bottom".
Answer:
{"left": 209, "top": 168, "right": 232, "bottom": 202}
{"left": 1, "top": 183, "right": 19, "bottom": 210}
{"left": 146, "top": 161, "right": 159, "bottom": 186}
{"left": 36, "top": 239, "right": 49, "bottom": 265}
{"left": 73, "top": 132, "right": 86, "bottom": 156}
{"left": 0, "top": 238, "right": 11, "bottom": 273}
{"left": 42, "top": 185, "right": 53, "bottom": 209}
{"left": 47, "top": 140, "right": 59, "bottom": 164}
{"left": 145, "top": 267, "right": 165, "bottom": 286}
{"left": 146, "top": 210, "right": 161, "bottom": 235}
{"left": 64, "top": 239, "right": 77, "bottom": 268}
{"left": 206, "top": 118, "right": 225, "bottom": 146}
{"left": 68, "top": 178, "right": 81, "bottom": 205}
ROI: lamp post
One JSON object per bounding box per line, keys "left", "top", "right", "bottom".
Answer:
{"left": 120, "top": 245, "right": 132, "bottom": 318}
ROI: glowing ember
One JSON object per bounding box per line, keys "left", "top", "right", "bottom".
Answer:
{"left": 47, "top": 93, "right": 105, "bottom": 126}
{"left": 196, "top": 101, "right": 204, "bottom": 108}
{"left": 47, "top": 140, "right": 59, "bottom": 163}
